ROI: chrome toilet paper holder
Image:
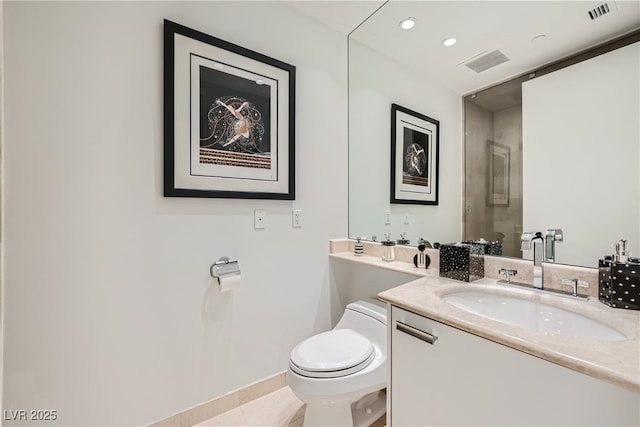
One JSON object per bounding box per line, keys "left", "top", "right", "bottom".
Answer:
{"left": 209, "top": 256, "right": 241, "bottom": 283}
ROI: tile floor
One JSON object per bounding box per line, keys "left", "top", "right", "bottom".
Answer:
{"left": 194, "top": 386, "right": 386, "bottom": 427}
{"left": 195, "top": 386, "right": 305, "bottom": 427}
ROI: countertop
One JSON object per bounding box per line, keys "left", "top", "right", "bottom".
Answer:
{"left": 329, "top": 252, "right": 437, "bottom": 278}
{"left": 378, "top": 275, "right": 640, "bottom": 393}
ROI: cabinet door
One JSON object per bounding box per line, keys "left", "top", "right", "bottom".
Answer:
{"left": 390, "top": 306, "right": 639, "bottom": 426}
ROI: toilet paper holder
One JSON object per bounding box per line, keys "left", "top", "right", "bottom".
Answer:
{"left": 209, "top": 256, "right": 241, "bottom": 283}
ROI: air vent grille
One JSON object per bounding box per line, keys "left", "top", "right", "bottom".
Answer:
{"left": 589, "top": 3, "right": 612, "bottom": 19}
{"left": 464, "top": 50, "right": 510, "bottom": 74}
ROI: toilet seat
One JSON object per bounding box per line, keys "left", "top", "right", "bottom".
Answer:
{"left": 289, "top": 329, "right": 375, "bottom": 378}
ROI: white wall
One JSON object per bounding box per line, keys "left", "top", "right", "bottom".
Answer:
{"left": 2, "top": 2, "right": 348, "bottom": 426}
{"left": 349, "top": 40, "right": 462, "bottom": 245}
{"left": 522, "top": 42, "right": 639, "bottom": 267}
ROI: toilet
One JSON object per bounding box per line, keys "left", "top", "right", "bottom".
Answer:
{"left": 286, "top": 299, "right": 388, "bottom": 427}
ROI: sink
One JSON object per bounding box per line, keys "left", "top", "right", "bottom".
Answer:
{"left": 443, "top": 291, "right": 626, "bottom": 341}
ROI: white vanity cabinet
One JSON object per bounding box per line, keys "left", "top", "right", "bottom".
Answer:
{"left": 389, "top": 305, "right": 640, "bottom": 426}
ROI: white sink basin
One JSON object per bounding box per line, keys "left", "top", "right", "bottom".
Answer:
{"left": 443, "top": 291, "right": 626, "bottom": 341}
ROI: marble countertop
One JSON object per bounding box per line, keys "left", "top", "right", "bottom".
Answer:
{"left": 329, "top": 252, "right": 437, "bottom": 278}
{"left": 379, "top": 276, "right": 640, "bottom": 393}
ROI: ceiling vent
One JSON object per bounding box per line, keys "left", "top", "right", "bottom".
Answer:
{"left": 463, "top": 50, "right": 510, "bottom": 74}
{"left": 588, "top": 2, "right": 617, "bottom": 20}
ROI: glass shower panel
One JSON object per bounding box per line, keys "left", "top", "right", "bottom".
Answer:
{"left": 463, "top": 81, "right": 523, "bottom": 258}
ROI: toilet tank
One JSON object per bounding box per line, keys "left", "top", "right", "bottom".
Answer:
{"left": 335, "top": 298, "right": 387, "bottom": 332}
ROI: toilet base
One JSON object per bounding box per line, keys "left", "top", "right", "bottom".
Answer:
{"left": 302, "top": 390, "right": 386, "bottom": 427}
{"left": 352, "top": 390, "right": 386, "bottom": 427}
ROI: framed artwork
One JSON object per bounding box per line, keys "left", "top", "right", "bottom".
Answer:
{"left": 487, "top": 140, "right": 510, "bottom": 206}
{"left": 390, "top": 104, "right": 439, "bottom": 205}
{"left": 164, "top": 20, "right": 296, "bottom": 199}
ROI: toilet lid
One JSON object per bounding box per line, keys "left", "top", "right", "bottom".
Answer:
{"left": 289, "top": 329, "right": 375, "bottom": 378}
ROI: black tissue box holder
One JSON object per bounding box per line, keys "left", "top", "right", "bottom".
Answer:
{"left": 439, "top": 243, "right": 485, "bottom": 282}
{"left": 599, "top": 258, "right": 640, "bottom": 310}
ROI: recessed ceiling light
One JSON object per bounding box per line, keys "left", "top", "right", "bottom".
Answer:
{"left": 399, "top": 17, "right": 416, "bottom": 30}
{"left": 443, "top": 38, "right": 457, "bottom": 47}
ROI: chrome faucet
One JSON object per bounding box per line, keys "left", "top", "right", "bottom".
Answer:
{"left": 521, "top": 232, "right": 544, "bottom": 289}
{"left": 544, "top": 229, "right": 563, "bottom": 262}
{"left": 498, "top": 268, "right": 518, "bottom": 284}
{"left": 561, "top": 278, "right": 589, "bottom": 297}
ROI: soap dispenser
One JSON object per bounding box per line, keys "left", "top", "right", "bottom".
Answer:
{"left": 354, "top": 237, "right": 364, "bottom": 257}
{"left": 413, "top": 238, "right": 431, "bottom": 268}
{"left": 397, "top": 232, "right": 410, "bottom": 245}
{"left": 614, "top": 239, "right": 629, "bottom": 263}
{"left": 382, "top": 233, "right": 396, "bottom": 262}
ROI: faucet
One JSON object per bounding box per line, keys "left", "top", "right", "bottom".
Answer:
{"left": 521, "top": 232, "right": 544, "bottom": 289}
{"left": 498, "top": 268, "right": 518, "bottom": 284}
{"left": 561, "top": 278, "right": 589, "bottom": 297}
{"left": 544, "top": 229, "right": 563, "bottom": 262}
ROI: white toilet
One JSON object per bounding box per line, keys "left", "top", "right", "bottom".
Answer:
{"left": 286, "top": 299, "right": 388, "bottom": 427}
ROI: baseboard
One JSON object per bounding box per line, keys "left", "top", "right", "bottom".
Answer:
{"left": 148, "top": 371, "right": 287, "bottom": 427}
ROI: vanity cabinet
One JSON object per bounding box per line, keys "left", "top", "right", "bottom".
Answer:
{"left": 390, "top": 305, "right": 640, "bottom": 426}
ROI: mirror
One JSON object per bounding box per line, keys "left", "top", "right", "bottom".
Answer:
{"left": 348, "top": 1, "right": 640, "bottom": 267}
{"left": 348, "top": 32, "right": 463, "bottom": 247}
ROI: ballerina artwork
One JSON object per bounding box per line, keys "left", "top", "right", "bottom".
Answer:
{"left": 402, "top": 128, "right": 429, "bottom": 187}
{"left": 200, "top": 96, "right": 266, "bottom": 154}
{"left": 199, "top": 95, "right": 271, "bottom": 170}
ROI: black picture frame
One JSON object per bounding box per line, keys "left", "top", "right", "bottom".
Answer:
{"left": 487, "top": 140, "right": 510, "bottom": 206}
{"left": 164, "top": 20, "right": 295, "bottom": 199}
{"left": 390, "top": 104, "right": 439, "bottom": 205}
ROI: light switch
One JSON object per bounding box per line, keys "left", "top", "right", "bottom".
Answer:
{"left": 292, "top": 209, "right": 302, "bottom": 228}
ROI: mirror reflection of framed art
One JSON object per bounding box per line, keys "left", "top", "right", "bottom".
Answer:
{"left": 487, "top": 140, "right": 510, "bottom": 207}
{"left": 390, "top": 104, "right": 439, "bottom": 205}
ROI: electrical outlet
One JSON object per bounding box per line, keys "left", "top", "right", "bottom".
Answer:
{"left": 385, "top": 210, "right": 391, "bottom": 225}
{"left": 292, "top": 209, "right": 302, "bottom": 228}
{"left": 254, "top": 209, "right": 266, "bottom": 229}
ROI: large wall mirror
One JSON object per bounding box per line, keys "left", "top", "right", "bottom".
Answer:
{"left": 348, "top": 0, "right": 640, "bottom": 268}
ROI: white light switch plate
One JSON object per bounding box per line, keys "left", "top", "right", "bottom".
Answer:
{"left": 292, "top": 209, "right": 302, "bottom": 228}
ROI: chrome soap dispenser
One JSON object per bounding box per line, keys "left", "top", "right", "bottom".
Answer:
{"left": 614, "top": 239, "right": 629, "bottom": 263}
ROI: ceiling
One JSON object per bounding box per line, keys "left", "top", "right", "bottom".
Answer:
{"left": 286, "top": 0, "right": 640, "bottom": 95}
{"left": 283, "top": 0, "right": 386, "bottom": 35}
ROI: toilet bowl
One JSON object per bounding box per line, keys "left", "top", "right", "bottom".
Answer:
{"left": 286, "top": 299, "right": 387, "bottom": 427}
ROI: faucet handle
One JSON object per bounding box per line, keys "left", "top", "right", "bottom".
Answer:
{"left": 546, "top": 229, "right": 564, "bottom": 242}
{"left": 521, "top": 231, "right": 543, "bottom": 251}
{"left": 561, "top": 279, "right": 589, "bottom": 296}
{"left": 498, "top": 268, "right": 518, "bottom": 284}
